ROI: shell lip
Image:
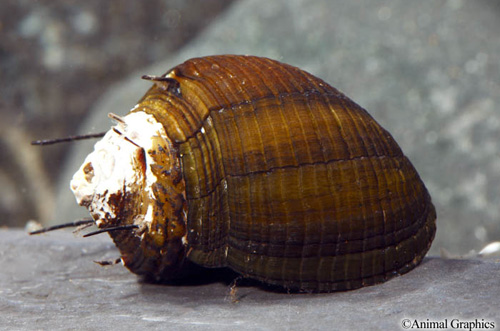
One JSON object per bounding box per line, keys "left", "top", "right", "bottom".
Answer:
{"left": 71, "top": 110, "right": 188, "bottom": 277}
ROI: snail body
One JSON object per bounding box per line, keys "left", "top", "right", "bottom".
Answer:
{"left": 71, "top": 55, "right": 436, "bottom": 292}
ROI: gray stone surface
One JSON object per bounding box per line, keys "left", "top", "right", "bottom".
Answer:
{"left": 0, "top": 229, "right": 498, "bottom": 330}
{"left": 51, "top": 0, "right": 500, "bottom": 257}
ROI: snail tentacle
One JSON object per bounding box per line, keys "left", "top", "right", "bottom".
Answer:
{"left": 29, "top": 218, "right": 95, "bottom": 235}
{"left": 31, "top": 133, "right": 106, "bottom": 146}
{"left": 82, "top": 224, "right": 140, "bottom": 238}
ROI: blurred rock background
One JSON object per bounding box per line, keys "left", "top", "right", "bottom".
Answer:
{"left": 0, "top": 0, "right": 235, "bottom": 227}
{"left": 1, "top": 0, "right": 499, "bottom": 256}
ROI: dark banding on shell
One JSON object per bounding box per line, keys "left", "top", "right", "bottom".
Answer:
{"left": 124, "top": 55, "right": 436, "bottom": 292}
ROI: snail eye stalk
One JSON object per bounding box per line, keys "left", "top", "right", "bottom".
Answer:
{"left": 31, "top": 132, "right": 106, "bottom": 146}
{"left": 29, "top": 218, "right": 96, "bottom": 235}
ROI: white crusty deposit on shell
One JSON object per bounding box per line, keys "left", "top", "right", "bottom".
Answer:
{"left": 70, "top": 111, "right": 168, "bottom": 228}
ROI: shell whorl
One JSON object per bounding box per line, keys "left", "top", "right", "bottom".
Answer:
{"left": 72, "top": 55, "right": 436, "bottom": 292}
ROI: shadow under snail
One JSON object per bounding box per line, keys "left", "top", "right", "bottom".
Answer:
{"left": 33, "top": 55, "right": 436, "bottom": 292}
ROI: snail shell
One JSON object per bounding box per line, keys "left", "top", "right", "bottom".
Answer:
{"left": 71, "top": 55, "right": 436, "bottom": 292}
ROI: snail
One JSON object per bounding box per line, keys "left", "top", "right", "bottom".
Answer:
{"left": 33, "top": 55, "right": 436, "bottom": 292}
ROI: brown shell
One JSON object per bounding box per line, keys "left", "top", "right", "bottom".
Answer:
{"left": 132, "top": 55, "right": 436, "bottom": 292}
